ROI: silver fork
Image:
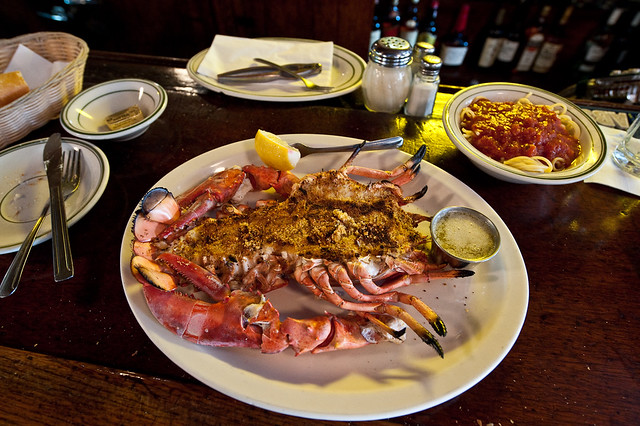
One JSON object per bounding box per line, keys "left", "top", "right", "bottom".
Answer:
{"left": 254, "top": 58, "right": 334, "bottom": 92}
{"left": 0, "top": 148, "right": 83, "bottom": 297}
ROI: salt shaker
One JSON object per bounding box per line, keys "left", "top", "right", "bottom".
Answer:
{"left": 404, "top": 55, "right": 441, "bottom": 118}
{"left": 362, "top": 37, "right": 413, "bottom": 114}
{"left": 410, "top": 41, "right": 435, "bottom": 75}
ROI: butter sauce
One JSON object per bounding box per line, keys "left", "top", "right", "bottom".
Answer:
{"left": 434, "top": 210, "right": 497, "bottom": 261}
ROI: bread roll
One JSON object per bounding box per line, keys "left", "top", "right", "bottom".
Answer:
{"left": 0, "top": 71, "right": 30, "bottom": 108}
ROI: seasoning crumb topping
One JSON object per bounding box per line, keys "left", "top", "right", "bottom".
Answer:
{"left": 170, "top": 170, "right": 425, "bottom": 262}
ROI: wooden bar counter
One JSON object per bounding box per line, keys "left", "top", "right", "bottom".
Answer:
{"left": 0, "top": 51, "right": 638, "bottom": 425}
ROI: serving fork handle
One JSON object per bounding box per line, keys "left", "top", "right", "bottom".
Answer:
{"left": 50, "top": 182, "right": 73, "bottom": 282}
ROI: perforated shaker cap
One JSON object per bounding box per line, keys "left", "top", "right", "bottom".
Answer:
{"left": 413, "top": 42, "right": 436, "bottom": 59}
{"left": 419, "top": 55, "right": 442, "bottom": 76}
{"left": 369, "top": 37, "right": 412, "bottom": 67}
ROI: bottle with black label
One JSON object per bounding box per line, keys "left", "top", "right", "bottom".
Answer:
{"left": 494, "top": 0, "right": 528, "bottom": 71}
{"left": 603, "top": 8, "right": 640, "bottom": 71}
{"left": 577, "top": 6, "right": 625, "bottom": 74}
{"left": 439, "top": 3, "right": 470, "bottom": 67}
{"left": 417, "top": 0, "right": 439, "bottom": 45}
{"left": 477, "top": 5, "right": 507, "bottom": 68}
{"left": 514, "top": 3, "right": 552, "bottom": 72}
{"left": 532, "top": 4, "right": 573, "bottom": 73}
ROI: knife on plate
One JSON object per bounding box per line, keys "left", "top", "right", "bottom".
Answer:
{"left": 217, "top": 63, "right": 322, "bottom": 84}
{"left": 43, "top": 133, "right": 74, "bottom": 282}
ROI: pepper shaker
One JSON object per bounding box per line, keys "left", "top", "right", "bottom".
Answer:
{"left": 404, "top": 55, "right": 442, "bottom": 118}
{"left": 410, "top": 41, "right": 435, "bottom": 75}
{"left": 361, "top": 37, "right": 413, "bottom": 114}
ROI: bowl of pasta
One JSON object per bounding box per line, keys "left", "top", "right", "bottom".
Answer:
{"left": 442, "top": 82, "right": 606, "bottom": 184}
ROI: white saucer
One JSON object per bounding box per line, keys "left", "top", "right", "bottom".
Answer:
{"left": 0, "top": 137, "right": 109, "bottom": 254}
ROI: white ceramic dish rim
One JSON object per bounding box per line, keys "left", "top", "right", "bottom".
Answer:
{"left": 442, "top": 82, "right": 607, "bottom": 184}
{"left": 60, "top": 78, "right": 168, "bottom": 140}
{"left": 186, "top": 39, "right": 365, "bottom": 102}
{"left": 0, "top": 137, "right": 110, "bottom": 254}
{"left": 119, "top": 134, "right": 529, "bottom": 421}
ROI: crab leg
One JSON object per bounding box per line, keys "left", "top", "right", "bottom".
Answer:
{"left": 326, "top": 261, "right": 447, "bottom": 337}
{"left": 142, "top": 282, "right": 401, "bottom": 355}
{"left": 340, "top": 144, "right": 427, "bottom": 184}
{"left": 176, "top": 168, "right": 246, "bottom": 208}
{"left": 242, "top": 165, "right": 300, "bottom": 197}
{"left": 381, "top": 270, "right": 475, "bottom": 291}
{"left": 306, "top": 264, "right": 444, "bottom": 356}
{"left": 142, "top": 285, "right": 265, "bottom": 348}
{"left": 155, "top": 252, "right": 230, "bottom": 301}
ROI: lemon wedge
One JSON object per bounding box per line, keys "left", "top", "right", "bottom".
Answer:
{"left": 254, "top": 130, "right": 301, "bottom": 171}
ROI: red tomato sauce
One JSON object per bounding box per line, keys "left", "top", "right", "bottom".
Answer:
{"left": 460, "top": 98, "right": 581, "bottom": 169}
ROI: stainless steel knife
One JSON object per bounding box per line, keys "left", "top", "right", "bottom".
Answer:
{"left": 43, "top": 133, "right": 73, "bottom": 281}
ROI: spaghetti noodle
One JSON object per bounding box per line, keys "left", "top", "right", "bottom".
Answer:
{"left": 460, "top": 94, "right": 582, "bottom": 173}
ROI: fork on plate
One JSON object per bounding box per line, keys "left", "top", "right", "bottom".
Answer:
{"left": 0, "top": 148, "right": 83, "bottom": 297}
{"left": 254, "top": 58, "right": 334, "bottom": 92}
{"left": 289, "top": 136, "right": 404, "bottom": 157}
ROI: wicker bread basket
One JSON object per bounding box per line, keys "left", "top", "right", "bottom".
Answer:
{"left": 0, "top": 32, "right": 89, "bottom": 149}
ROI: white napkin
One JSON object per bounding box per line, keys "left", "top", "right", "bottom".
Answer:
{"left": 584, "top": 125, "right": 640, "bottom": 197}
{"left": 4, "top": 44, "right": 69, "bottom": 90}
{"left": 197, "top": 35, "right": 334, "bottom": 86}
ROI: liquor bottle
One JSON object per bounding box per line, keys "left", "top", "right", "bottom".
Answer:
{"left": 382, "top": 0, "right": 402, "bottom": 37}
{"left": 494, "top": 0, "right": 528, "bottom": 70}
{"left": 417, "top": 0, "right": 439, "bottom": 45}
{"left": 439, "top": 3, "right": 470, "bottom": 66}
{"left": 603, "top": 9, "right": 640, "bottom": 71}
{"left": 477, "top": 5, "right": 507, "bottom": 68}
{"left": 532, "top": 4, "right": 573, "bottom": 74}
{"left": 514, "top": 4, "right": 552, "bottom": 72}
{"left": 369, "top": 0, "right": 384, "bottom": 48}
{"left": 400, "top": 0, "right": 421, "bottom": 46}
{"left": 576, "top": 6, "right": 625, "bottom": 74}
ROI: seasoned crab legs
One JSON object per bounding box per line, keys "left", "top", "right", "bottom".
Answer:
{"left": 131, "top": 142, "right": 474, "bottom": 357}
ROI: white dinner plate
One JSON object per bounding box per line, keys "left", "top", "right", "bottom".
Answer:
{"left": 0, "top": 137, "right": 109, "bottom": 254}
{"left": 119, "top": 134, "right": 528, "bottom": 421}
{"left": 186, "top": 41, "right": 365, "bottom": 102}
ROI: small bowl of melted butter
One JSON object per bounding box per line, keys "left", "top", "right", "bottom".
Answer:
{"left": 430, "top": 206, "right": 500, "bottom": 268}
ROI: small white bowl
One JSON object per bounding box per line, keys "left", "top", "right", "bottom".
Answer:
{"left": 60, "top": 78, "right": 168, "bottom": 141}
{"left": 442, "top": 82, "right": 607, "bottom": 184}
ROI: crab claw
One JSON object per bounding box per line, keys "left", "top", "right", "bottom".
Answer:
{"left": 131, "top": 255, "right": 177, "bottom": 291}
{"left": 133, "top": 188, "right": 181, "bottom": 242}
{"left": 133, "top": 211, "right": 167, "bottom": 242}
{"left": 141, "top": 188, "right": 180, "bottom": 224}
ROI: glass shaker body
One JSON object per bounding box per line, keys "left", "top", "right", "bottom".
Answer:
{"left": 404, "top": 55, "right": 441, "bottom": 117}
{"left": 362, "top": 37, "right": 413, "bottom": 114}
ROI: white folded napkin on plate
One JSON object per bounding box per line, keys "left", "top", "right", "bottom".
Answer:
{"left": 584, "top": 125, "right": 640, "bottom": 197}
{"left": 196, "top": 35, "right": 334, "bottom": 86}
